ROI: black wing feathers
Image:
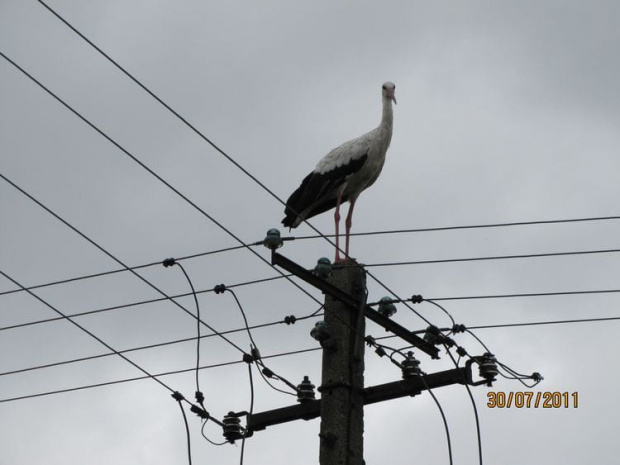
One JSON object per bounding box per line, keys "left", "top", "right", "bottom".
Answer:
{"left": 282, "top": 154, "right": 368, "bottom": 228}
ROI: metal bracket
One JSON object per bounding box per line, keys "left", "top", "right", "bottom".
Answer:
{"left": 271, "top": 251, "right": 440, "bottom": 359}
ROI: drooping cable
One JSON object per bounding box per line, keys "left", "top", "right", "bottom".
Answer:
{"left": 419, "top": 374, "right": 453, "bottom": 465}
{"left": 172, "top": 392, "right": 193, "bottom": 465}
{"left": 240, "top": 364, "right": 255, "bottom": 465}
{"left": 424, "top": 299, "right": 456, "bottom": 328}
{"left": 166, "top": 260, "right": 204, "bottom": 401}
{"left": 444, "top": 347, "right": 483, "bottom": 465}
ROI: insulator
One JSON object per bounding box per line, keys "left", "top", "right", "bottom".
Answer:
{"left": 401, "top": 351, "right": 421, "bottom": 379}
{"left": 222, "top": 412, "right": 244, "bottom": 443}
{"left": 423, "top": 325, "right": 441, "bottom": 345}
{"left": 310, "top": 321, "right": 330, "bottom": 342}
{"left": 263, "top": 228, "right": 283, "bottom": 250}
{"left": 478, "top": 352, "right": 499, "bottom": 386}
{"left": 377, "top": 296, "right": 397, "bottom": 318}
{"left": 314, "top": 257, "right": 333, "bottom": 279}
{"left": 296, "top": 376, "right": 316, "bottom": 403}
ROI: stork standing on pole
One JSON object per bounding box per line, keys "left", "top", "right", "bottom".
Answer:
{"left": 282, "top": 82, "right": 396, "bottom": 262}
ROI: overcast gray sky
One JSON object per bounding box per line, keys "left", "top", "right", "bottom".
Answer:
{"left": 2, "top": 1, "right": 620, "bottom": 464}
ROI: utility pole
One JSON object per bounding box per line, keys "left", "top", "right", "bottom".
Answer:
{"left": 232, "top": 236, "right": 501, "bottom": 463}
{"left": 318, "top": 262, "right": 366, "bottom": 465}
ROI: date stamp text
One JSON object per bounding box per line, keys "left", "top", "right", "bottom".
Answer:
{"left": 487, "top": 391, "right": 578, "bottom": 408}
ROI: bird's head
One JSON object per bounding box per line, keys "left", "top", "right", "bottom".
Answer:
{"left": 382, "top": 82, "right": 396, "bottom": 105}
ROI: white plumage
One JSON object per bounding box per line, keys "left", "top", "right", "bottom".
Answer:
{"left": 282, "top": 82, "right": 396, "bottom": 261}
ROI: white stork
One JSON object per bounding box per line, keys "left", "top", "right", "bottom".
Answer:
{"left": 282, "top": 82, "right": 396, "bottom": 262}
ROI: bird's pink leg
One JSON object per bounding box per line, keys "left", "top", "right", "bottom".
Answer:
{"left": 344, "top": 198, "right": 357, "bottom": 259}
{"left": 334, "top": 190, "right": 344, "bottom": 262}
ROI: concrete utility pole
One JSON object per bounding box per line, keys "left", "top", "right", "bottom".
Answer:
{"left": 241, "top": 247, "right": 498, "bottom": 464}
{"left": 319, "top": 263, "right": 366, "bottom": 465}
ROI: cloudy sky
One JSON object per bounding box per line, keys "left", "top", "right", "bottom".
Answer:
{"left": 2, "top": 1, "right": 620, "bottom": 464}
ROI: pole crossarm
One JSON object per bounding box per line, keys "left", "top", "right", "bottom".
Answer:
{"left": 245, "top": 366, "right": 470, "bottom": 434}
{"left": 271, "top": 252, "right": 440, "bottom": 359}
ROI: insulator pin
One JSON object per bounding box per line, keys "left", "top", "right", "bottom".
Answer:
{"left": 377, "top": 296, "right": 397, "bottom": 318}
{"left": 313, "top": 257, "right": 333, "bottom": 279}
{"left": 296, "top": 376, "right": 316, "bottom": 403}
{"left": 263, "top": 229, "right": 283, "bottom": 250}
{"left": 401, "top": 352, "right": 421, "bottom": 379}
{"left": 478, "top": 352, "right": 499, "bottom": 386}
{"left": 222, "top": 412, "right": 244, "bottom": 443}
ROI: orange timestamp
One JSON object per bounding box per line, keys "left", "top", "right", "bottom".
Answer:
{"left": 487, "top": 391, "right": 579, "bottom": 409}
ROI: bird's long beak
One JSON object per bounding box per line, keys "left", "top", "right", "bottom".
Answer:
{"left": 388, "top": 90, "right": 397, "bottom": 105}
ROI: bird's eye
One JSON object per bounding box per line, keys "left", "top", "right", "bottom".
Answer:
{"left": 382, "top": 85, "right": 387, "bottom": 90}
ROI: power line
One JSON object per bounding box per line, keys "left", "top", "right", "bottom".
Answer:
{"left": 0, "top": 242, "right": 254, "bottom": 297}
{"left": 363, "top": 248, "right": 620, "bottom": 268}
{"left": 3, "top": 309, "right": 617, "bottom": 402}
{"left": 3, "top": 241, "right": 619, "bottom": 301}
{"left": 427, "top": 288, "right": 620, "bottom": 301}
{"left": 0, "top": 346, "right": 320, "bottom": 404}
{"left": 0, "top": 309, "right": 322, "bottom": 378}
{"left": 294, "top": 215, "right": 620, "bottom": 239}
{"left": 3, "top": 215, "right": 620, "bottom": 298}
{"left": 468, "top": 315, "right": 620, "bottom": 330}
{"left": 0, "top": 269, "right": 191, "bottom": 404}
{"left": 24, "top": 8, "right": 437, "bottom": 328}
{"left": 0, "top": 172, "right": 247, "bottom": 355}
{"left": 0, "top": 50, "right": 322, "bottom": 310}
{"left": 0, "top": 274, "right": 291, "bottom": 333}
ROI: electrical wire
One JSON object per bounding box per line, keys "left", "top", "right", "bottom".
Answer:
{"left": 293, "top": 215, "right": 620, "bottom": 239}
{"left": 18, "top": 9, "right": 437, "bottom": 330}
{"left": 240, "top": 364, "right": 255, "bottom": 465}
{"left": 444, "top": 347, "right": 483, "bottom": 465}
{"left": 0, "top": 309, "right": 325, "bottom": 379}
{"left": 221, "top": 286, "right": 300, "bottom": 396}
{"left": 366, "top": 338, "right": 453, "bottom": 465}
{"left": 427, "top": 288, "right": 620, "bottom": 301}
{"left": 0, "top": 172, "right": 246, "bottom": 355}
{"left": 26, "top": 5, "right": 620, "bottom": 348}
{"left": 363, "top": 248, "right": 620, "bottom": 268}
{"left": 3, "top": 218, "right": 620, "bottom": 298}
{"left": 4, "top": 295, "right": 620, "bottom": 381}
{"left": 0, "top": 346, "right": 320, "bottom": 404}
{"left": 0, "top": 243, "right": 254, "bottom": 297}
{"left": 0, "top": 269, "right": 192, "bottom": 405}
{"left": 0, "top": 51, "right": 323, "bottom": 311}
{"left": 424, "top": 299, "right": 456, "bottom": 328}
{"left": 174, "top": 395, "right": 193, "bottom": 465}
{"left": 418, "top": 374, "right": 453, "bottom": 465}
{"left": 170, "top": 262, "right": 203, "bottom": 395}
{"left": 223, "top": 288, "right": 260, "bottom": 352}
{"left": 201, "top": 419, "right": 227, "bottom": 446}
{"left": 0, "top": 273, "right": 291, "bottom": 333}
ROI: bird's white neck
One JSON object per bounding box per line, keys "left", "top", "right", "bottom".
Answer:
{"left": 379, "top": 97, "right": 394, "bottom": 142}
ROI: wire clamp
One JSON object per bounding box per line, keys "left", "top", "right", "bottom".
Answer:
{"left": 162, "top": 257, "right": 176, "bottom": 267}
{"left": 214, "top": 284, "right": 226, "bottom": 294}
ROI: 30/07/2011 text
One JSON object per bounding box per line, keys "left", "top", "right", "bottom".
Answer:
{"left": 487, "top": 391, "right": 578, "bottom": 408}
